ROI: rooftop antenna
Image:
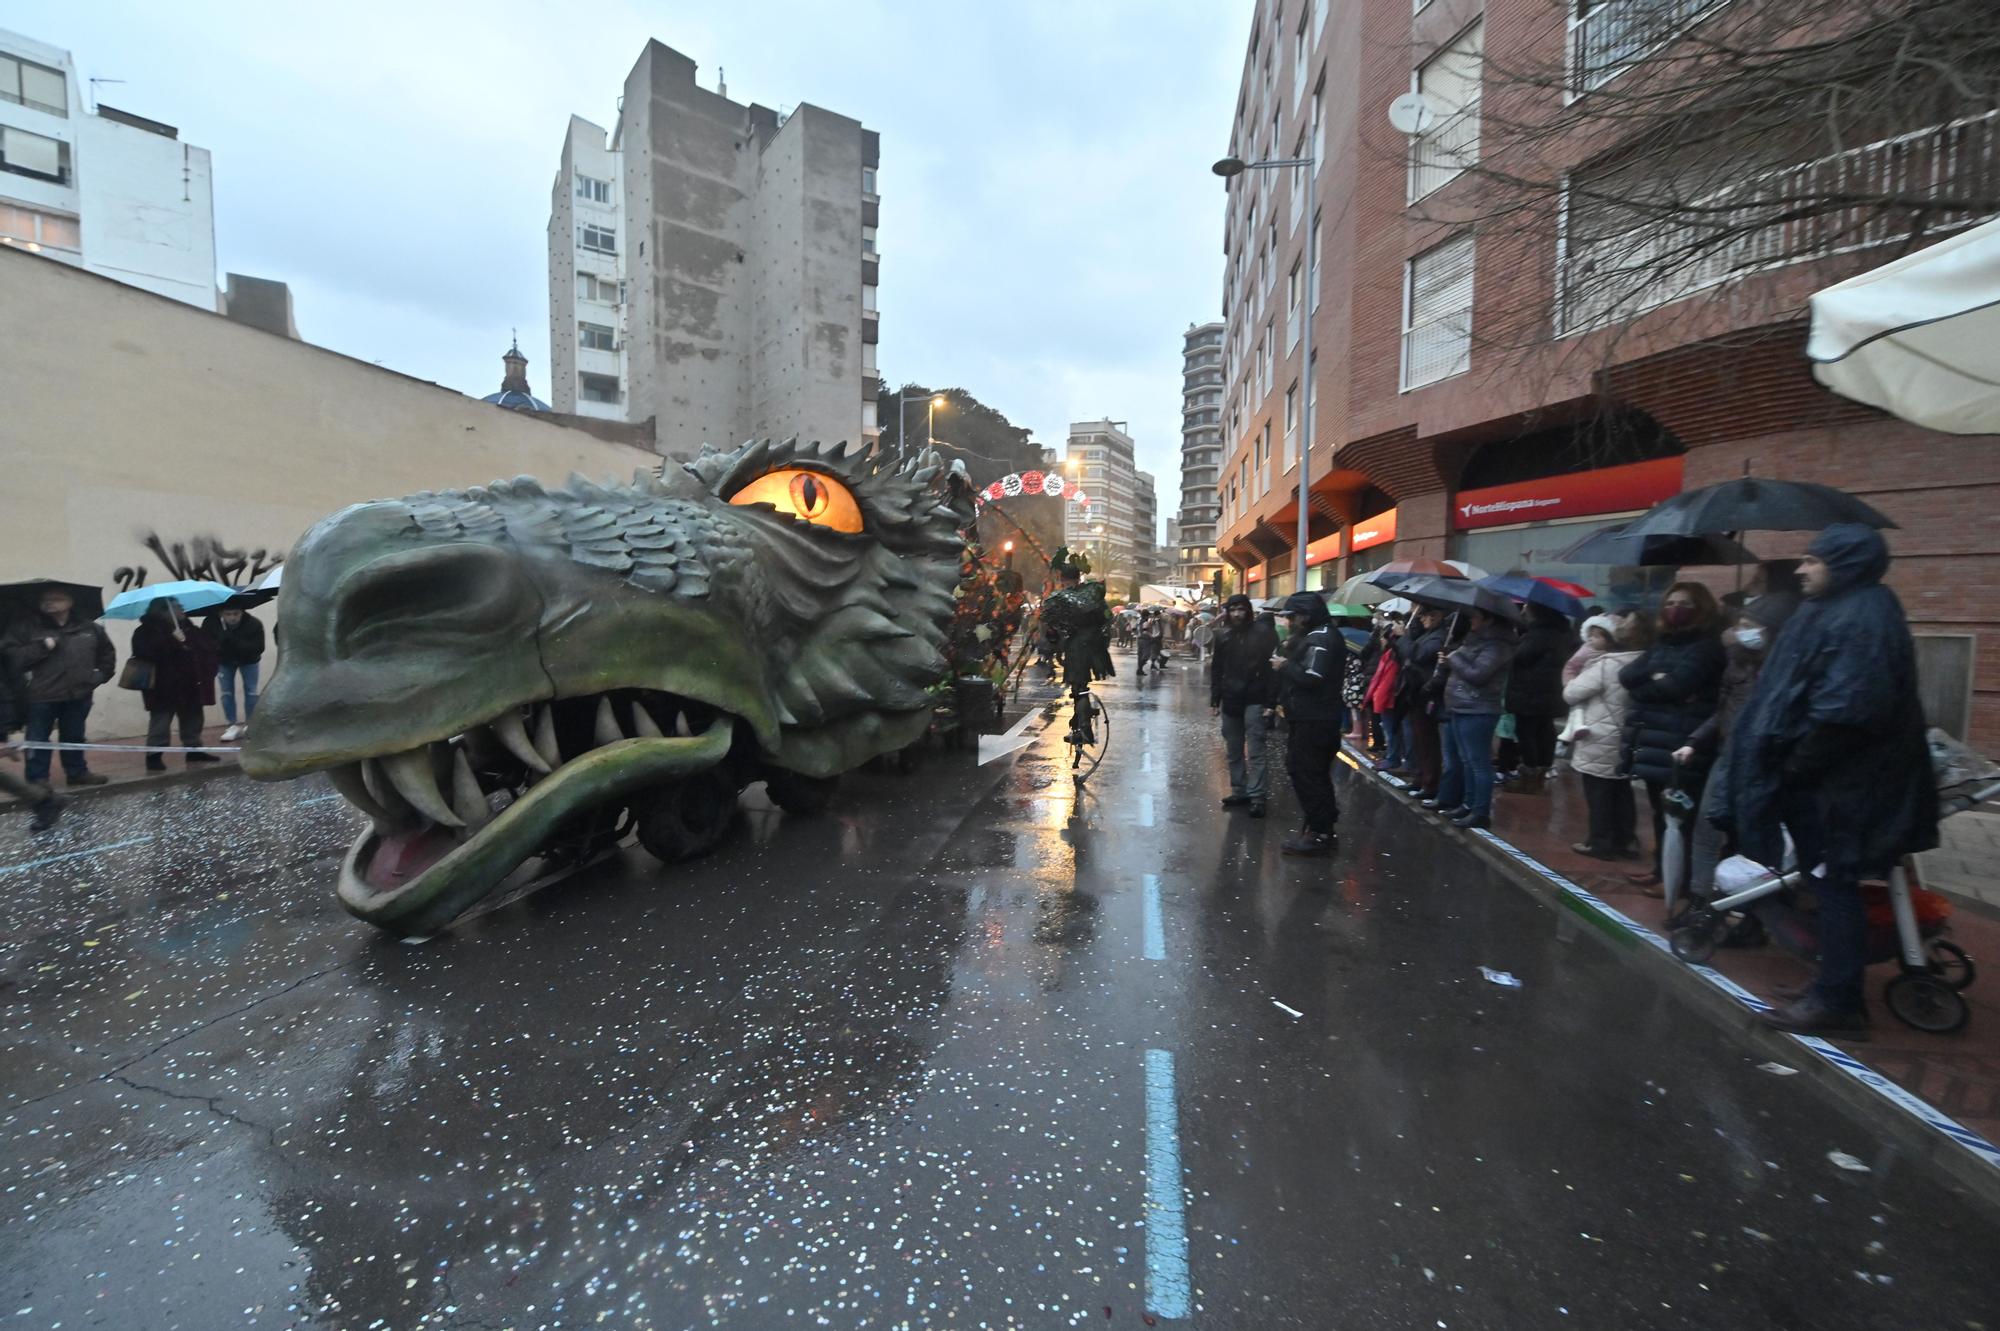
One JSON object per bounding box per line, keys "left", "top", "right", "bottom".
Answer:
{"left": 88, "top": 76, "right": 125, "bottom": 112}
{"left": 717, "top": 66, "right": 727, "bottom": 99}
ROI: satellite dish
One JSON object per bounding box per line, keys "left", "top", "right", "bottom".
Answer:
{"left": 1387, "top": 92, "right": 1437, "bottom": 135}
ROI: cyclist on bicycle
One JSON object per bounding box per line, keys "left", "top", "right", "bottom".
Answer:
{"left": 1041, "top": 550, "right": 1114, "bottom": 741}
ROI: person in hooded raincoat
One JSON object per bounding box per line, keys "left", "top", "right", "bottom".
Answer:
{"left": 1716, "top": 524, "right": 1938, "bottom": 1038}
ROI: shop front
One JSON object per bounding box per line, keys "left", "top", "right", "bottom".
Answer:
{"left": 1450, "top": 457, "right": 1684, "bottom": 610}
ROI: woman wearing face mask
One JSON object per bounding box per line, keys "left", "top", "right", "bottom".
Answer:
{"left": 1673, "top": 592, "right": 1799, "bottom": 903}
{"left": 1616, "top": 582, "right": 1727, "bottom": 894}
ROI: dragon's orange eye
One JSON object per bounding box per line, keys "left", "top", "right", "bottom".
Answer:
{"left": 727, "top": 468, "right": 864, "bottom": 533}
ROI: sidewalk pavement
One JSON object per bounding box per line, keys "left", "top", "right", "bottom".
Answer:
{"left": 4, "top": 723, "right": 240, "bottom": 805}
{"left": 1359, "top": 743, "right": 2000, "bottom": 1164}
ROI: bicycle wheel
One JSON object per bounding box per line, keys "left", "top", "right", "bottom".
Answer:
{"left": 1068, "top": 692, "right": 1109, "bottom": 785}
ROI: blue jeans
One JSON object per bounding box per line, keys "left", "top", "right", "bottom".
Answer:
{"left": 218, "top": 662, "right": 260, "bottom": 724}
{"left": 1378, "top": 711, "right": 1407, "bottom": 768}
{"left": 1436, "top": 711, "right": 1500, "bottom": 818}
{"left": 25, "top": 698, "right": 93, "bottom": 782}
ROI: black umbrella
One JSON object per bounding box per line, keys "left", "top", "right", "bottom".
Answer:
{"left": 0, "top": 578, "right": 105, "bottom": 625}
{"left": 1558, "top": 526, "right": 1760, "bottom": 568}
{"left": 1621, "top": 477, "right": 1894, "bottom": 537}
{"left": 1387, "top": 573, "right": 1527, "bottom": 623}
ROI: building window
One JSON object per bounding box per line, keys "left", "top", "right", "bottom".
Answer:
{"left": 0, "top": 126, "right": 66, "bottom": 183}
{"left": 1293, "top": 7, "right": 1309, "bottom": 104}
{"left": 580, "top": 373, "right": 621, "bottom": 404}
{"left": 1409, "top": 20, "right": 1484, "bottom": 202}
{"left": 1309, "top": 209, "right": 1322, "bottom": 309}
{"left": 862, "top": 167, "right": 878, "bottom": 195}
{"left": 1291, "top": 130, "right": 1309, "bottom": 228}
{"left": 1287, "top": 259, "right": 1303, "bottom": 353}
{"left": 0, "top": 55, "right": 65, "bottom": 117}
{"left": 1569, "top": 0, "right": 1730, "bottom": 96}
{"left": 577, "top": 272, "right": 618, "bottom": 303}
{"left": 862, "top": 225, "right": 877, "bottom": 257}
{"left": 862, "top": 284, "right": 877, "bottom": 312}
{"left": 579, "top": 321, "right": 616, "bottom": 352}
{"left": 1402, "top": 233, "right": 1476, "bottom": 390}
{"left": 0, "top": 202, "right": 78, "bottom": 251}
{"left": 575, "top": 174, "right": 612, "bottom": 204}
{"left": 1284, "top": 382, "right": 1299, "bottom": 469}
{"left": 580, "top": 223, "right": 616, "bottom": 254}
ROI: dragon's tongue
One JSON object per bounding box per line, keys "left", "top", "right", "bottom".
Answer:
{"left": 366, "top": 824, "right": 460, "bottom": 890}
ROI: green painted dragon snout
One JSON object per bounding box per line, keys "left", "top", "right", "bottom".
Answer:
{"left": 242, "top": 438, "right": 966, "bottom": 935}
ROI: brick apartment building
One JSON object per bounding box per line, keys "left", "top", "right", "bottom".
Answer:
{"left": 1213, "top": 0, "right": 2000, "bottom": 747}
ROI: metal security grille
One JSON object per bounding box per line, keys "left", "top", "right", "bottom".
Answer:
{"left": 1409, "top": 21, "right": 1483, "bottom": 202}
{"left": 1403, "top": 234, "right": 1475, "bottom": 390}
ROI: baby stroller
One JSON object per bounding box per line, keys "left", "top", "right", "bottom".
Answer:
{"left": 1668, "top": 729, "right": 1991, "bottom": 1034}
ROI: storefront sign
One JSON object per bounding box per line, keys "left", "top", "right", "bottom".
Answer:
{"left": 1350, "top": 509, "right": 1398, "bottom": 551}
{"left": 1452, "top": 457, "right": 1683, "bottom": 531}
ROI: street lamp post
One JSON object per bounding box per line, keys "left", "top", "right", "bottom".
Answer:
{"left": 1213, "top": 152, "right": 1315, "bottom": 595}
{"left": 891, "top": 388, "right": 949, "bottom": 460}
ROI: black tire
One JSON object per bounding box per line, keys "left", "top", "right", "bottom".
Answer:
{"left": 765, "top": 770, "right": 839, "bottom": 816}
{"left": 634, "top": 777, "right": 738, "bottom": 863}
{"left": 1670, "top": 924, "right": 1718, "bottom": 965}
{"left": 1929, "top": 938, "right": 1976, "bottom": 991}
{"left": 1883, "top": 972, "right": 1970, "bottom": 1034}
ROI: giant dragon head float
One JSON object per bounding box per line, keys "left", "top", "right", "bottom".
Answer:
{"left": 242, "top": 439, "right": 966, "bottom": 935}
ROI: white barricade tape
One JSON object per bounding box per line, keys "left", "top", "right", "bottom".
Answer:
{"left": 2, "top": 740, "right": 243, "bottom": 755}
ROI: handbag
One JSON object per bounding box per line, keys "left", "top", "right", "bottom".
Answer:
{"left": 118, "top": 658, "right": 154, "bottom": 691}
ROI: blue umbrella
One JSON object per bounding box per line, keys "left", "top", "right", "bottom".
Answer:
{"left": 1339, "top": 627, "right": 1371, "bottom": 649}
{"left": 101, "top": 579, "right": 239, "bottom": 621}
{"left": 1477, "top": 573, "right": 1583, "bottom": 621}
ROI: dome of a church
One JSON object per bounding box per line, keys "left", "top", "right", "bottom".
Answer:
{"left": 482, "top": 338, "right": 552, "bottom": 413}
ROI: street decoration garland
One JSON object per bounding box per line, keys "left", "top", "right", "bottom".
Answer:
{"left": 974, "top": 470, "right": 1091, "bottom": 515}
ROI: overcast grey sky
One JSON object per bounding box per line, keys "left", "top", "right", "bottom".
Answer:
{"left": 37, "top": 1, "right": 1244, "bottom": 532}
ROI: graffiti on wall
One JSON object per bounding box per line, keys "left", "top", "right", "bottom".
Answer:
{"left": 112, "top": 533, "right": 286, "bottom": 593}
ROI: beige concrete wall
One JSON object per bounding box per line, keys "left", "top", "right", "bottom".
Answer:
{"left": 0, "top": 247, "right": 661, "bottom": 738}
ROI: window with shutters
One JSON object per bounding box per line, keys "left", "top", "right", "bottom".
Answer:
{"left": 580, "top": 223, "right": 616, "bottom": 254}
{"left": 1409, "top": 20, "right": 1483, "bottom": 203}
{"left": 579, "top": 321, "right": 616, "bottom": 352}
{"left": 1402, "top": 233, "right": 1475, "bottom": 390}
{"left": 574, "top": 175, "right": 612, "bottom": 204}
{"left": 580, "top": 373, "right": 622, "bottom": 404}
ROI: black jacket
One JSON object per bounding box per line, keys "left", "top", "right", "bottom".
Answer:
{"left": 1618, "top": 628, "right": 1726, "bottom": 785}
{"left": 1716, "top": 525, "right": 1939, "bottom": 873}
{"left": 1208, "top": 614, "right": 1279, "bottom": 715}
{"left": 201, "top": 611, "right": 267, "bottom": 665}
{"left": 1395, "top": 621, "right": 1448, "bottom": 709}
{"left": 3, "top": 613, "right": 115, "bottom": 704}
{"left": 1505, "top": 617, "right": 1578, "bottom": 718}
{"left": 1277, "top": 624, "right": 1347, "bottom": 723}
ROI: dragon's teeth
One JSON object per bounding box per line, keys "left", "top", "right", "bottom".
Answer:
{"left": 674, "top": 711, "right": 693, "bottom": 738}
{"left": 631, "top": 703, "right": 664, "bottom": 739}
{"left": 531, "top": 707, "right": 562, "bottom": 767}
{"left": 490, "top": 710, "right": 550, "bottom": 774}
{"left": 450, "top": 748, "right": 491, "bottom": 831}
{"left": 594, "top": 697, "right": 623, "bottom": 747}
{"left": 382, "top": 748, "right": 463, "bottom": 828}
{"left": 329, "top": 762, "right": 402, "bottom": 831}
{"left": 360, "top": 756, "right": 414, "bottom": 820}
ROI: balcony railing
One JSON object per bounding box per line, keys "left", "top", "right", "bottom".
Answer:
{"left": 1558, "top": 109, "right": 2000, "bottom": 335}
{"left": 1567, "top": 0, "right": 1732, "bottom": 97}
{"left": 1408, "top": 101, "right": 1480, "bottom": 203}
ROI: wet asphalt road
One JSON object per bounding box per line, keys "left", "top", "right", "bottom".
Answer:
{"left": 2, "top": 661, "right": 1998, "bottom": 1331}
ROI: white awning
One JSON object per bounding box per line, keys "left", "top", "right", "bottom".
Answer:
{"left": 1808, "top": 218, "right": 2000, "bottom": 435}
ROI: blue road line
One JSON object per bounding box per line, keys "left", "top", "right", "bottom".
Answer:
{"left": 0, "top": 836, "right": 155, "bottom": 876}
{"left": 1143, "top": 1048, "right": 1192, "bottom": 1319}
{"left": 1142, "top": 751, "right": 1152, "bottom": 773}
{"left": 299, "top": 793, "right": 347, "bottom": 805}
{"left": 1138, "top": 793, "right": 1155, "bottom": 827}
{"left": 1142, "top": 873, "right": 1165, "bottom": 960}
